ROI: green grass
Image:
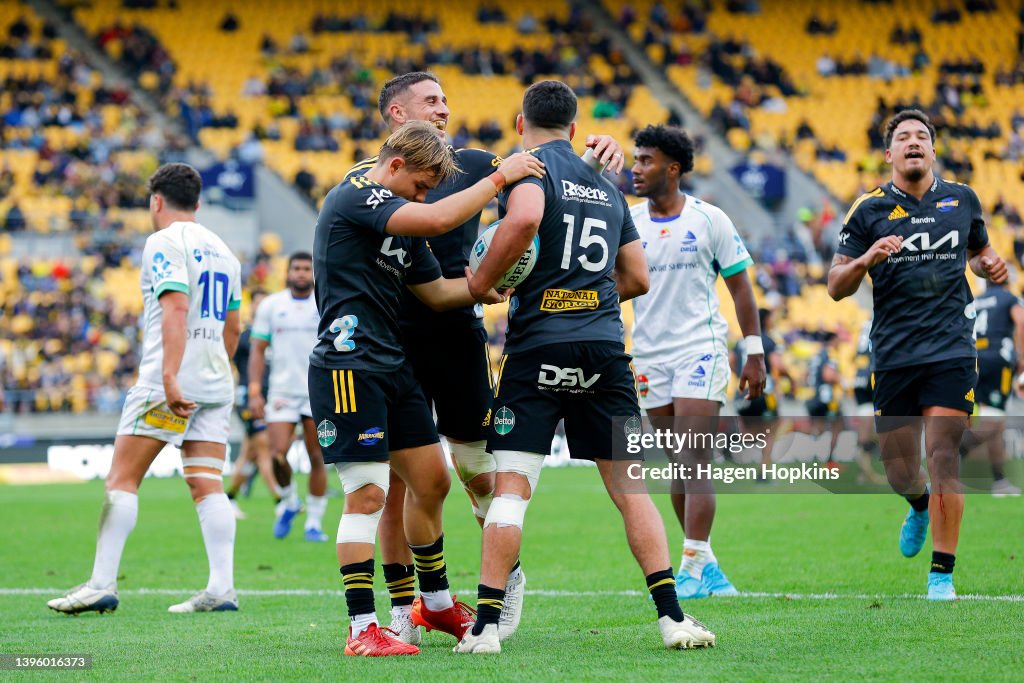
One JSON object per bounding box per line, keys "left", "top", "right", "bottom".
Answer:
{"left": 1, "top": 469, "right": 1022, "bottom": 681}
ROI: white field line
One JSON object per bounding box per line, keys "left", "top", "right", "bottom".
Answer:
{"left": 3, "top": 588, "right": 1022, "bottom": 602}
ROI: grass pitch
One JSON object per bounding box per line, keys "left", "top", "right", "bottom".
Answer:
{"left": 1, "top": 468, "right": 1022, "bottom": 680}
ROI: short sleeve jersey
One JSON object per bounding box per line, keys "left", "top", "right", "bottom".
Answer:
{"left": 630, "top": 196, "right": 753, "bottom": 363}
{"left": 136, "top": 222, "right": 242, "bottom": 404}
{"left": 835, "top": 177, "right": 988, "bottom": 371}
{"left": 499, "top": 139, "right": 639, "bottom": 353}
{"left": 310, "top": 176, "right": 442, "bottom": 371}
{"left": 251, "top": 290, "right": 319, "bottom": 397}
{"left": 974, "top": 284, "right": 1021, "bottom": 366}
{"left": 346, "top": 148, "right": 500, "bottom": 331}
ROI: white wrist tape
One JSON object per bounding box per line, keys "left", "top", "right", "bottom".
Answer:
{"left": 744, "top": 335, "right": 765, "bottom": 355}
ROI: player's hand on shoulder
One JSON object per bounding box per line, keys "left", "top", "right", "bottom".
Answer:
{"left": 164, "top": 378, "right": 197, "bottom": 418}
{"left": 980, "top": 253, "right": 1008, "bottom": 284}
{"left": 495, "top": 152, "right": 545, "bottom": 184}
{"left": 585, "top": 134, "right": 625, "bottom": 174}
{"left": 864, "top": 235, "right": 903, "bottom": 268}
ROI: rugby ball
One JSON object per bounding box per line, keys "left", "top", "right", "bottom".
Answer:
{"left": 469, "top": 220, "right": 540, "bottom": 290}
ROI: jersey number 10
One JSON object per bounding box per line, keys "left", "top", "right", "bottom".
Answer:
{"left": 198, "top": 271, "right": 230, "bottom": 321}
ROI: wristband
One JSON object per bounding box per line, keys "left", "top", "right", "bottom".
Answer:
{"left": 487, "top": 171, "right": 506, "bottom": 193}
{"left": 744, "top": 335, "right": 765, "bottom": 355}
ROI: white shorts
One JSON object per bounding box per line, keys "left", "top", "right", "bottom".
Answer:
{"left": 635, "top": 351, "right": 730, "bottom": 409}
{"left": 116, "top": 385, "right": 232, "bottom": 447}
{"left": 265, "top": 393, "right": 313, "bottom": 424}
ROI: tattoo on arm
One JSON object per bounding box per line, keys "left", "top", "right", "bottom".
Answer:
{"left": 831, "top": 254, "right": 852, "bottom": 267}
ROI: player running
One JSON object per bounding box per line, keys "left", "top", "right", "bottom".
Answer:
{"left": 628, "top": 124, "right": 765, "bottom": 599}
{"left": 349, "top": 71, "right": 626, "bottom": 643}
{"left": 248, "top": 252, "right": 330, "bottom": 541}
{"left": 311, "top": 121, "right": 543, "bottom": 656}
{"left": 48, "top": 163, "right": 243, "bottom": 614}
{"left": 961, "top": 278, "right": 1024, "bottom": 496}
{"left": 828, "top": 109, "right": 1008, "bottom": 600}
{"left": 457, "top": 81, "right": 715, "bottom": 654}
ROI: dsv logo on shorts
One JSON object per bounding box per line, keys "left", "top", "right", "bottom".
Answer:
{"left": 538, "top": 364, "right": 601, "bottom": 389}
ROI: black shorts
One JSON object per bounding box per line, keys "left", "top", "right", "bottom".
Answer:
{"left": 235, "top": 404, "right": 267, "bottom": 437}
{"left": 401, "top": 324, "right": 492, "bottom": 442}
{"left": 487, "top": 342, "right": 640, "bottom": 461}
{"left": 873, "top": 357, "right": 977, "bottom": 432}
{"left": 976, "top": 355, "right": 1013, "bottom": 411}
{"left": 853, "top": 369, "right": 873, "bottom": 406}
{"left": 307, "top": 364, "right": 439, "bottom": 463}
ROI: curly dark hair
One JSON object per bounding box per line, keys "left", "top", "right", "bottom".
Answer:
{"left": 634, "top": 125, "right": 694, "bottom": 174}
{"left": 883, "top": 109, "right": 936, "bottom": 149}
{"left": 147, "top": 163, "right": 201, "bottom": 211}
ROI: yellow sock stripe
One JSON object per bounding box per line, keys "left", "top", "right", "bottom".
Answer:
{"left": 332, "top": 370, "right": 341, "bottom": 414}
{"left": 412, "top": 550, "right": 444, "bottom": 562}
{"left": 347, "top": 370, "right": 356, "bottom": 412}
{"left": 343, "top": 572, "right": 373, "bottom": 580}
{"left": 344, "top": 583, "right": 375, "bottom": 590}
{"left": 478, "top": 599, "right": 505, "bottom": 609}
{"left": 389, "top": 590, "right": 416, "bottom": 598}
{"left": 387, "top": 577, "right": 416, "bottom": 588}
{"left": 415, "top": 559, "right": 446, "bottom": 572}
{"left": 648, "top": 578, "right": 675, "bottom": 591}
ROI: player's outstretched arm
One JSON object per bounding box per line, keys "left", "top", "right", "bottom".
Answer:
{"left": 223, "top": 308, "right": 241, "bottom": 359}
{"left": 968, "top": 245, "right": 1008, "bottom": 283}
{"left": 384, "top": 153, "right": 544, "bottom": 238}
{"left": 612, "top": 240, "right": 649, "bottom": 302}
{"left": 827, "top": 235, "right": 902, "bottom": 300}
{"left": 469, "top": 183, "right": 545, "bottom": 300}
{"left": 408, "top": 275, "right": 507, "bottom": 311}
{"left": 725, "top": 269, "right": 766, "bottom": 399}
{"left": 158, "top": 290, "right": 197, "bottom": 418}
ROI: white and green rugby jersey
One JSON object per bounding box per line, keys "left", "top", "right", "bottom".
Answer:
{"left": 251, "top": 289, "right": 319, "bottom": 398}
{"left": 630, "top": 196, "right": 753, "bottom": 363}
{"left": 136, "top": 221, "right": 242, "bottom": 404}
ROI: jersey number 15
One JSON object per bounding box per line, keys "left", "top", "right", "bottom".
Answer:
{"left": 560, "top": 214, "right": 608, "bottom": 272}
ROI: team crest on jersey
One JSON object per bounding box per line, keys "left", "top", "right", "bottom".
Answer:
{"left": 936, "top": 197, "right": 959, "bottom": 212}
{"left": 317, "top": 420, "right": 337, "bottom": 447}
{"left": 659, "top": 227, "right": 671, "bottom": 238}
{"left": 680, "top": 231, "right": 698, "bottom": 253}
{"left": 637, "top": 374, "right": 650, "bottom": 398}
{"left": 193, "top": 248, "right": 203, "bottom": 263}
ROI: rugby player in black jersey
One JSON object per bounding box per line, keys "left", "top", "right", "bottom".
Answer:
{"left": 828, "top": 109, "right": 1007, "bottom": 600}
{"left": 347, "top": 72, "right": 627, "bottom": 644}
{"left": 310, "top": 121, "right": 543, "bottom": 656}
{"left": 455, "top": 80, "right": 715, "bottom": 653}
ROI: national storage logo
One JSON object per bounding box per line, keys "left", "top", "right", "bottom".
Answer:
{"left": 540, "top": 288, "right": 599, "bottom": 312}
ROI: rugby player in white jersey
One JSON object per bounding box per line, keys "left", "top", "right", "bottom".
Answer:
{"left": 629, "top": 125, "right": 766, "bottom": 598}
{"left": 48, "top": 163, "right": 243, "bottom": 614}
{"left": 248, "top": 252, "right": 330, "bottom": 541}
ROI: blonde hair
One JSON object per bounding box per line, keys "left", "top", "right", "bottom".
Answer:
{"left": 378, "top": 120, "right": 461, "bottom": 180}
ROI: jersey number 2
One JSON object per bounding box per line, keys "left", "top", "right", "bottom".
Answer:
{"left": 198, "top": 271, "right": 229, "bottom": 321}
{"left": 331, "top": 315, "right": 359, "bottom": 352}
{"left": 560, "top": 214, "right": 608, "bottom": 272}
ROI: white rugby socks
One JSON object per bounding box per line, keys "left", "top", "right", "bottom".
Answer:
{"left": 305, "top": 495, "right": 327, "bottom": 531}
{"left": 197, "top": 493, "right": 235, "bottom": 596}
{"left": 680, "top": 538, "right": 717, "bottom": 579}
{"left": 88, "top": 490, "right": 138, "bottom": 590}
